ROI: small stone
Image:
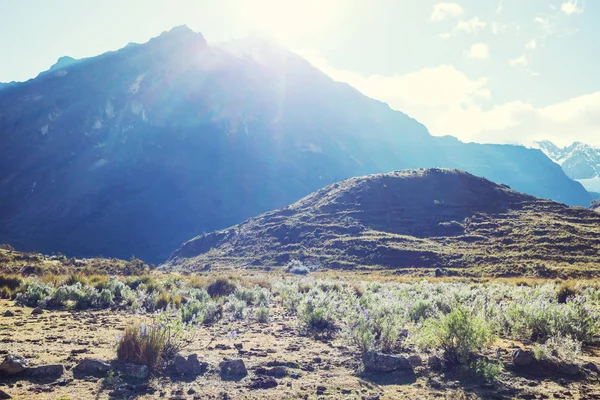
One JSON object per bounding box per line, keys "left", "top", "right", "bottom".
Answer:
{"left": 362, "top": 352, "right": 413, "bottom": 373}
{"left": 0, "top": 354, "right": 29, "bottom": 375}
{"left": 248, "top": 376, "right": 278, "bottom": 389}
{"left": 118, "top": 363, "right": 149, "bottom": 380}
{"left": 219, "top": 359, "right": 247, "bottom": 377}
{"left": 407, "top": 355, "right": 422, "bottom": 367}
{"left": 31, "top": 308, "right": 43, "bottom": 315}
{"left": 583, "top": 362, "right": 599, "bottom": 374}
{"left": 3, "top": 311, "right": 14, "bottom": 317}
{"left": 427, "top": 355, "right": 443, "bottom": 371}
{"left": 174, "top": 354, "right": 208, "bottom": 376}
{"left": 512, "top": 349, "right": 534, "bottom": 367}
{"left": 73, "top": 358, "right": 111, "bottom": 378}
{"left": 26, "top": 364, "right": 64, "bottom": 380}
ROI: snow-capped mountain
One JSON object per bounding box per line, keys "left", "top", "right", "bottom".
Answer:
{"left": 534, "top": 140, "right": 600, "bottom": 192}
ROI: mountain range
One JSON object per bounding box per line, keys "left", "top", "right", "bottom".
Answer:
{"left": 534, "top": 140, "right": 600, "bottom": 193}
{"left": 0, "top": 26, "right": 592, "bottom": 263}
{"left": 166, "top": 168, "right": 600, "bottom": 277}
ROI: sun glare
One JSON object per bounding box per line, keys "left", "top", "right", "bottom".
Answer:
{"left": 240, "top": 0, "right": 339, "bottom": 40}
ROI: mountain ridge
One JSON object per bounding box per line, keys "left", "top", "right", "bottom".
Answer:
{"left": 0, "top": 26, "right": 592, "bottom": 262}
{"left": 166, "top": 168, "right": 600, "bottom": 277}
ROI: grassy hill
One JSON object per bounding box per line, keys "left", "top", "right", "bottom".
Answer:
{"left": 166, "top": 169, "right": 600, "bottom": 277}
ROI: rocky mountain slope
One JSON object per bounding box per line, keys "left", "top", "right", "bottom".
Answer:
{"left": 167, "top": 169, "right": 600, "bottom": 277}
{"left": 0, "top": 26, "right": 591, "bottom": 262}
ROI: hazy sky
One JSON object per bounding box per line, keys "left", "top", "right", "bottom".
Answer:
{"left": 1, "top": 0, "right": 598, "bottom": 146}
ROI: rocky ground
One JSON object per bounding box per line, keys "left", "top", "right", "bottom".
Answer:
{"left": 1, "top": 299, "right": 599, "bottom": 400}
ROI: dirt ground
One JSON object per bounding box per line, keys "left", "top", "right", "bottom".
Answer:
{"left": 1, "top": 299, "right": 599, "bottom": 399}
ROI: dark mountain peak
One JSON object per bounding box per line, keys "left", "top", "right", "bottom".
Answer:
{"left": 166, "top": 168, "right": 600, "bottom": 276}
{"left": 49, "top": 56, "right": 78, "bottom": 71}
{"left": 147, "top": 25, "right": 207, "bottom": 51}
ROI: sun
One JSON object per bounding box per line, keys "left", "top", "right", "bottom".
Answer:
{"left": 240, "top": 0, "right": 339, "bottom": 40}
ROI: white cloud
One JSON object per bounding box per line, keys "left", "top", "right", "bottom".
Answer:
{"left": 525, "top": 39, "right": 537, "bottom": 50}
{"left": 561, "top": 0, "right": 583, "bottom": 15}
{"left": 431, "top": 2, "right": 464, "bottom": 21}
{"left": 465, "top": 43, "right": 489, "bottom": 59}
{"left": 509, "top": 54, "right": 528, "bottom": 66}
{"left": 455, "top": 17, "right": 487, "bottom": 34}
{"left": 297, "top": 49, "right": 600, "bottom": 146}
{"left": 534, "top": 16, "right": 557, "bottom": 37}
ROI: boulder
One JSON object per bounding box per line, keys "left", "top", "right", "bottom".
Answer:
{"left": 26, "top": 364, "right": 64, "bottom": 380}
{"left": 0, "top": 389, "right": 11, "bottom": 399}
{"left": 174, "top": 354, "right": 208, "bottom": 376}
{"left": 583, "top": 362, "right": 599, "bottom": 374}
{"left": 31, "top": 308, "right": 43, "bottom": 315}
{"left": 512, "top": 349, "right": 534, "bottom": 367}
{"left": 407, "top": 355, "right": 423, "bottom": 367}
{"left": 3, "top": 310, "right": 14, "bottom": 317}
{"left": 559, "top": 363, "right": 579, "bottom": 376}
{"left": 362, "top": 351, "right": 413, "bottom": 373}
{"left": 0, "top": 354, "right": 29, "bottom": 375}
{"left": 220, "top": 359, "right": 247, "bottom": 377}
{"left": 255, "top": 366, "right": 287, "bottom": 378}
{"left": 117, "top": 363, "right": 149, "bottom": 380}
{"left": 73, "top": 358, "right": 111, "bottom": 377}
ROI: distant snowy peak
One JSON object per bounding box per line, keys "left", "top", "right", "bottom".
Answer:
{"left": 534, "top": 140, "right": 600, "bottom": 186}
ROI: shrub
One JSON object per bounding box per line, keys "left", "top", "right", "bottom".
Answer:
{"left": 255, "top": 306, "right": 270, "bottom": 323}
{"left": 557, "top": 282, "right": 577, "bottom": 304}
{"left": 413, "top": 307, "right": 495, "bottom": 364}
{"left": 226, "top": 296, "right": 247, "bottom": 320}
{"left": 299, "top": 295, "right": 337, "bottom": 332}
{"left": 0, "top": 274, "right": 22, "bottom": 291}
{"left": 536, "top": 334, "right": 582, "bottom": 362}
{"left": 469, "top": 359, "right": 502, "bottom": 382}
{"left": 155, "top": 292, "right": 171, "bottom": 311}
{"left": 0, "top": 287, "right": 13, "bottom": 299}
{"left": 16, "top": 282, "right": 54, "bottom": 307}
{"left": 408, "top": 300, "right": 436, "bottom": 322}
{"left": 207, "top": 278, "right": 237, "bottom": 298}
{"left": 64, "top": 273, "right": 87, "bottom": 286}
{"left": 286, "top": 260, "right": 310, "bottom": 275}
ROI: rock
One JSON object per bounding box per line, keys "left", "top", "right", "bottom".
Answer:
{"left": 31, "top": 308, "right": 43, "bottom": 315}
{"left": 255, "top": 366, "right": 287, "bottom": 378}
{"left": 583, "top": 362, "right": 599, "bottom": 374}
{"left": 558, "top": 363, "right": 579, "bottom": 376}
{"left": 26, "top": 364, "right": 64, "bottom": 379}
{"left": 512, "top": 349, "right": 534, "bottom": 367}
{"left": 220, "top": 359, "right": 247, "bottom": 377}
{"left": 117, "top": 363, "right": 149, "bottom": 380}
{"left": 427, "top": 355, "right": 443, "bottom": 371}
{"left": 0, "top": 390, "right": 11, "bottom": 399}
{"left": 174, "top": 354, "right": 208, "bottom": 376}
{"left": 362, "top": 352, "right": 413, "bottom": 373}
{"left": 73, "top": 358, "right": 111, "bottom": 377}
{"left": 3, "top": 311, "right": 14, "bottom": 317}
{"left": 407, "top": 355, "right": 422, "bottom": 367}
{"left": 248, "top": 376, "right": 278, "bottom": 389}
{"left": 0, "top": 354, "right": 29, "bottom": 375}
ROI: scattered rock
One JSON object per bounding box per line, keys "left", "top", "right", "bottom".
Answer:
{"left": 3, "top": 311, "right": 14, "bottom": 317}
{"left": 0, "top": 389, "right": 11, "bottom": 399}
{"left": 174, "top": 354, "right": 208, "bottom": 376}
{"left": 31, "top": 308, "right": 43, "bottom": 315}
{"left": 407, "top": 355, "right": 422, "bottom": 367}
{"left": 362, "top": 352, "right": 413, "bottom": 374}
{"left": 220, "top": 359, "right": 247, "bottom": 378}
{"left": 117, "top": 363, "right": 149, "bottom": 380}
{"left": 583, "top": 362, "right": 599, "bottom": 374}
{"left": 0, "top": 354, "right": 29, "bottom": 375}
{"left": 512, "top": 349, "right": 534, "bottom": 367}
{"left": 26, "top": 364, "right": 64, "bottom": 380}
{"left": 73, "top": 358, "right": 111, "bottom": 378}
{"left": 248, "top": 376, "right": 278, "bottom": 389}
{"left": 558, "top": 363, "right": 579, "bottom": 376}
{"left": 427, "top": 355, "right": 443, "bottom": 371}
{"left": 255, "top": 366, "right": 287, "bottom": 378}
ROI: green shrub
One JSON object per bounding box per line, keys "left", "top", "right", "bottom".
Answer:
{"left": 413, "top": 307, "right": 495, "bottom": 364}
{"left": 226, "top": 296, "right": 248, "bottom": 320}
{"left": 255, "top": 306, "right": 270, "bottom": 323}
{"left": 468, "top": 359, "right": 502, "bottom": 382}
{"left": 299, "top": 295, "right": 337, "bottom": 332}
{"left": 207, "top": 278, "right": 237, "bottom": 298}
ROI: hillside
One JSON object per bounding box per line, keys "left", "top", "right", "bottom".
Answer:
{"left": 167, "top": 169, "right": 600, "bottom": 277}
{"left": 0, "top": 26, "right": 591, "bottom": 263}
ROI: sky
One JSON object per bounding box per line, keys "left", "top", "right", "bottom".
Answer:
{"left": 1, "top": 0, "right": 599, "bottom": 146}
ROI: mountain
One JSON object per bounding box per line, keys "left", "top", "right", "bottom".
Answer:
{"left": 0, "top": 26, "right": 591, "bottom": 263}
{"left": 166, "top": 169, "right": 600, "bottom": 277}
{"left": 534, "top": 140, "right": 600, "bottom": 192}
